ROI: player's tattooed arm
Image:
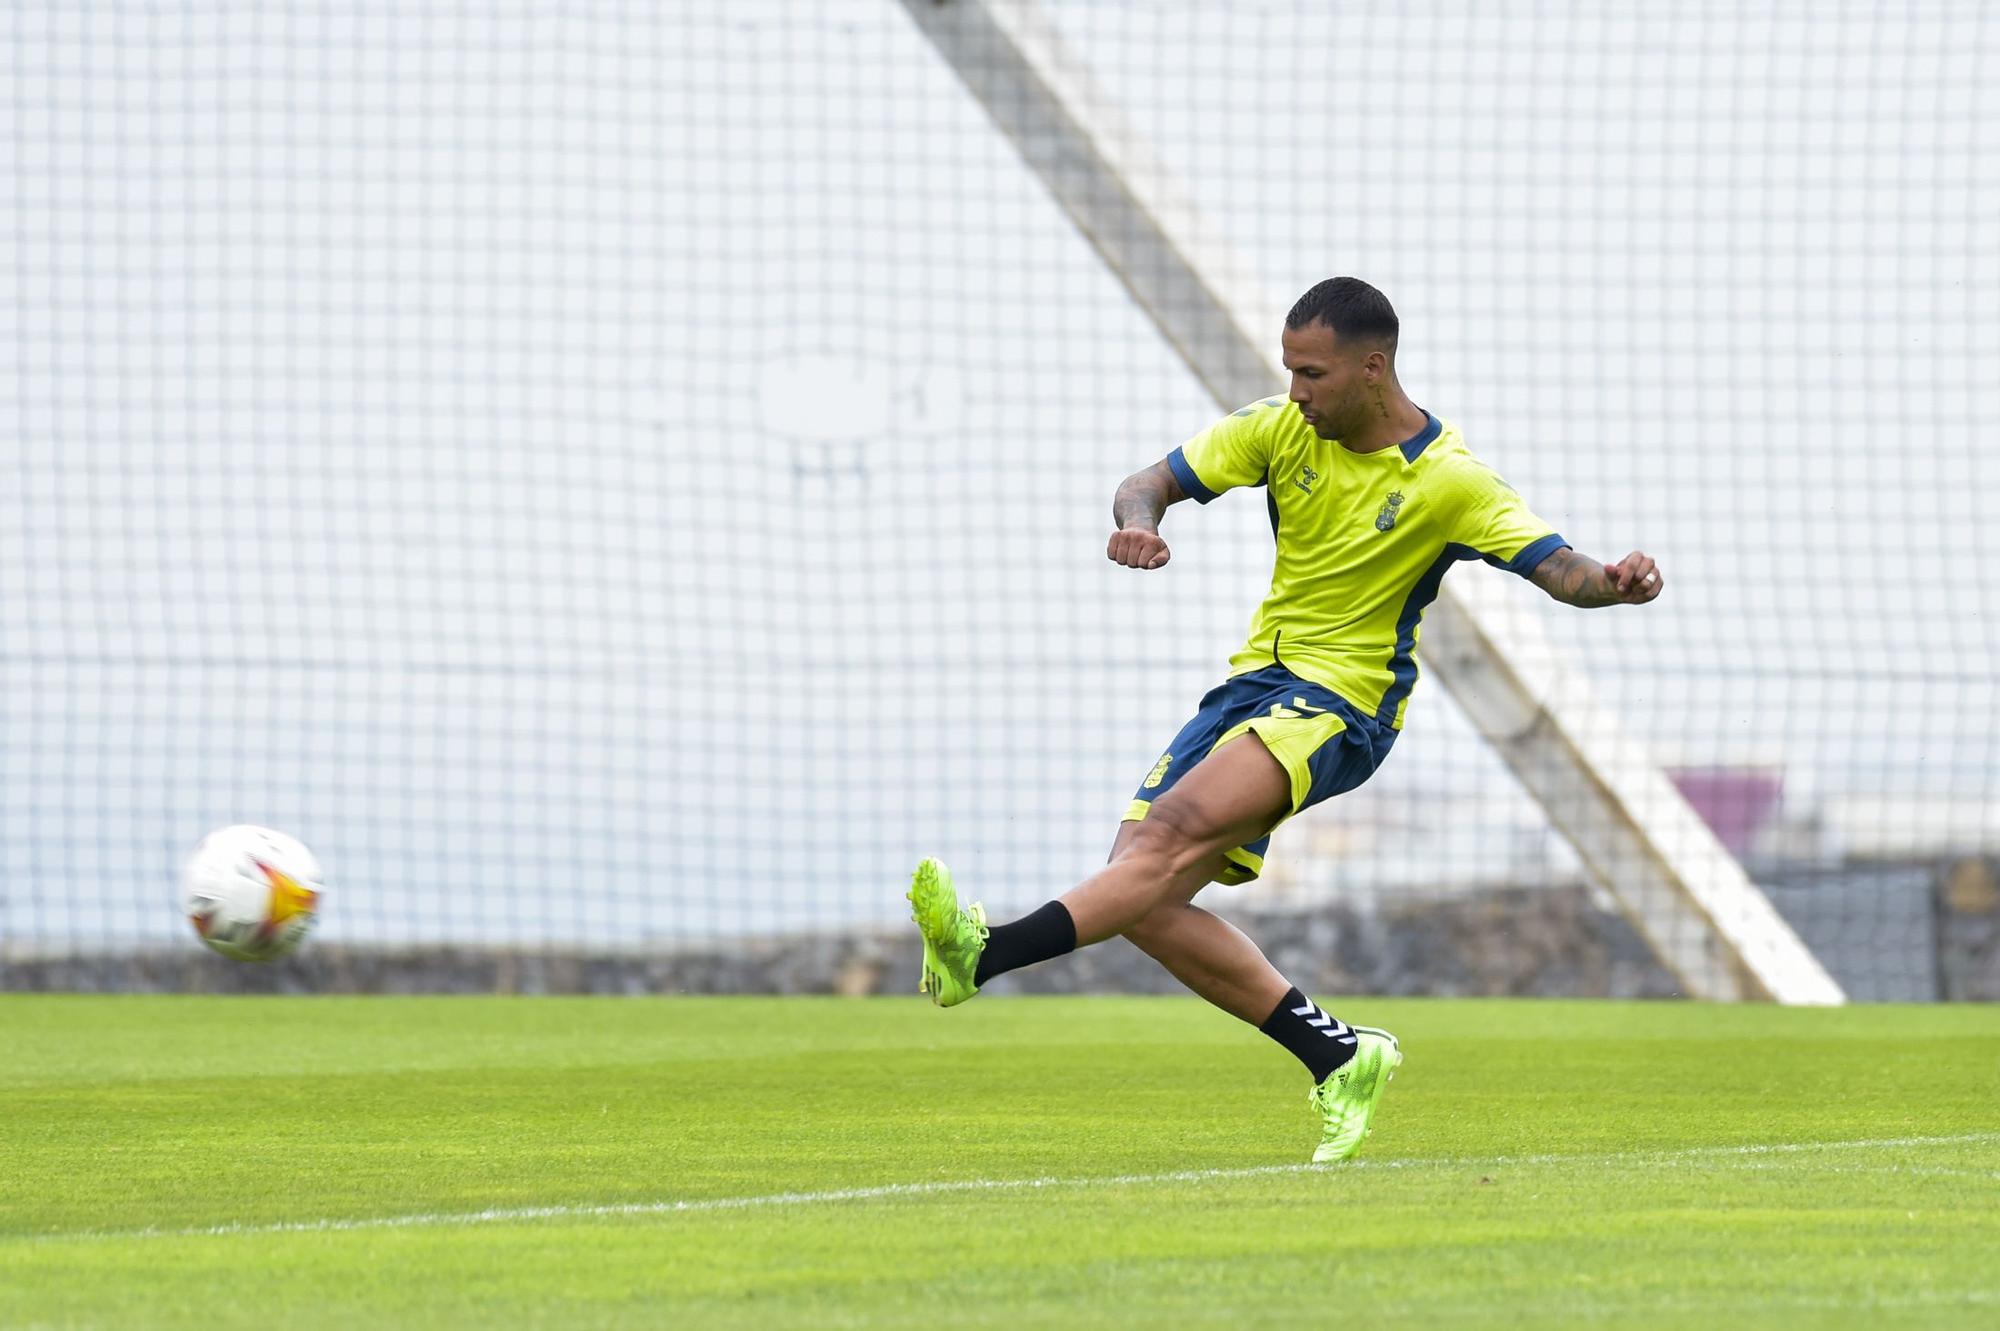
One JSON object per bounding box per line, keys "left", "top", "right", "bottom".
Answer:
{"left": 1107, "top": 459, "right": 1187, "bottom": 569}
{"left": 1530, "top": 546, "right": 1664, "bottom": 606}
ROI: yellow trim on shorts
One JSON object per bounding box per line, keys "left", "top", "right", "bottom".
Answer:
{"left": 1215, "top": 710, "right": 1349, "bottom": 815}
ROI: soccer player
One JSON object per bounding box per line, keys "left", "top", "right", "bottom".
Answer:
{"left": 910, "top": 277, "right": 1663, "bottom": 1162}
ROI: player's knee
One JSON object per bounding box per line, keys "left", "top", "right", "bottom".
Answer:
{"left": 1121, "top": 800, "right": 1223, "bottom": 879}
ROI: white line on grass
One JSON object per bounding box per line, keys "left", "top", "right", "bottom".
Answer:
{"left": 17, "top": 1131, "right": 1997, "bottom": 1245}
{"left": 1723, "top": 1160, "right": 2000, "bottom": 1183}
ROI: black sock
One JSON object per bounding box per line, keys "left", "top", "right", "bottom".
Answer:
{"left": 1259, "top": 986, "right": 1358, "bottom": 1083}
{"left": 973, "top": 901, "right": 1076, "bottom": 986}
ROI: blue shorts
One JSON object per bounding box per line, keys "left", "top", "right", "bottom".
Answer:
{"left": 1124, "top": 665, "right": 1396, "bottom": 885}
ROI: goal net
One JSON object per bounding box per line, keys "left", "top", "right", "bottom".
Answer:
{"left": 3, "top": 3, "right": 1994, "bottom": 1000}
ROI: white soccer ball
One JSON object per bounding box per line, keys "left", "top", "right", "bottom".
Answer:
{"left": 183, "top": 825, "right": 325, "bottom": 962}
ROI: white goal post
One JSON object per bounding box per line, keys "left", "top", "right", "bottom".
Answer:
{"left": 898, "top": 0, "right": 1845, "bottom": 1004}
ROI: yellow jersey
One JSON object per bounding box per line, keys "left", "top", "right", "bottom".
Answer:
{"left": 1166, "top": 397, "right": 1565, "bottom": 730}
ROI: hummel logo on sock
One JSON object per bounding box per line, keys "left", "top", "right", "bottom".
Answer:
{"left": 1262, "top": 986, "right": 1361, "bottom": 1083}
{"left": 1290, "top": 999, "right": 1359, "bottom": 1044}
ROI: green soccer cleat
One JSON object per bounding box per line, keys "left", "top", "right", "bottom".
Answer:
{"left": 1309, "top": 1025, "right": 1402, "bottom": 1163}
{"left": 907, "top": 856, "right": 988, "bottom": 1008}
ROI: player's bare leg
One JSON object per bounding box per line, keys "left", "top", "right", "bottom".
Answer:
{"left": 910, "top": 733, "right": 1288, "bottom": 1005}
{"left": 908, "top": 730, "right": 1399, "bottom": 1160}
{"left": 1107, "top": 758, "right": 1399, "bottom": 1163}
{"left": 1057, "top": 732, "right": 1292, "bottom": 944}
{"left": 1123, "top": 863, "right": 1402, "bottom": 1161}
{"left": 1113, "top": 826, "right": 1289, "bottom": 1024}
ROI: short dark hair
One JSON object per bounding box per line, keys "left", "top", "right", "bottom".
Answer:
{"left": 1286, "top": 277, "right": 1399, "bottom": 351}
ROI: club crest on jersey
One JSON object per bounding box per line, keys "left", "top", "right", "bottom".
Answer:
{"left": 1375, "top": 490, "right": 1405, "bottom": 531}
{"left": 1294, "top": 465, "right": 1319, "bottom": 496}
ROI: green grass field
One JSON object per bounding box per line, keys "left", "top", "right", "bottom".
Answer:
{"left": 3, "top": 996, "right": 1996, "bottom": 1329}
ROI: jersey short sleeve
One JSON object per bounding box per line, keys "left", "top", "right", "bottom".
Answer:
{"left": 1166, "top": 397, "right": 1285, "bottom": 503}
{"left": 1445, "top": 458, "right": 1567, "bottom": 578}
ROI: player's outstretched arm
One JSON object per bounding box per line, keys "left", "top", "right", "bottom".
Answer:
{"left": 1529, "top": 546, "right": 1663, "bottom": 607}
{"left": 1107, "top": 458, "right": 1188, "bottom": 570}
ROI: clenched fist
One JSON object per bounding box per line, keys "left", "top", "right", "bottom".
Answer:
{"left": 1107, "top": 526, "right": 1171, "bottom": 570}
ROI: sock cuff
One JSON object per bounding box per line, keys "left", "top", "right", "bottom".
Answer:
{"left": 1260, "top": 985, "right": 1309, "bottom": 1033}
{"left": 972, "top": 899, "right": 1077, "bottom": 987}
{"left": 1257, "top": 985, "right": 1357, "bottom": 1082}
{"left": 1042, "top": 900, "right": 1078, "bottom": 952}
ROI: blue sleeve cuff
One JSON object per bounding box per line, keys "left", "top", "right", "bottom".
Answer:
{"left": 1165, "top": 446, "right": 1219, "bottom": 504}
{"left": 1490, "top": 532, "right": 1568, "bottom": 579}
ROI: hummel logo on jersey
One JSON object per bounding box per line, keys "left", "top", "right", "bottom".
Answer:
{"left": 1290, "top": 999, "right": 1358, "bottom": 1044}
{"left": 1375, "top": 490, "right": 1405, "bottom": 531}
{"left": 1294, "top": 464, "right": 1319, "bottom": 495}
